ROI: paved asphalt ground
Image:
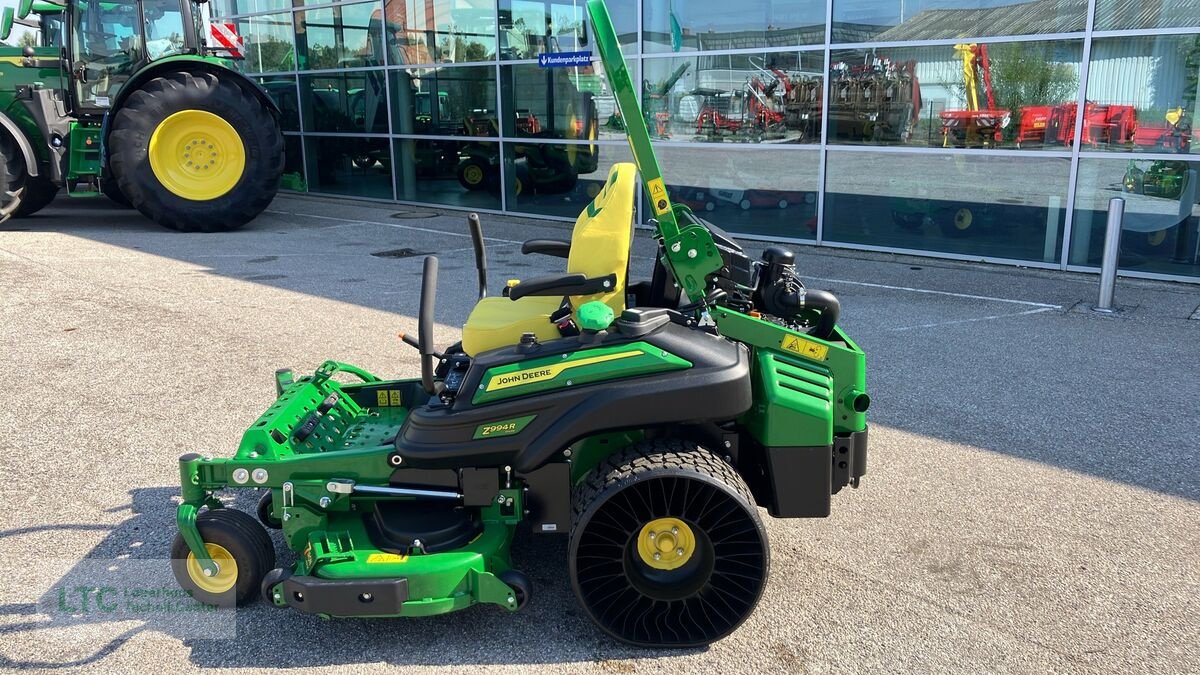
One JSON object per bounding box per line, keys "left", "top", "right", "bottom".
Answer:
{"left": 1, "top": 194, "right": 1198, "bottom": 674}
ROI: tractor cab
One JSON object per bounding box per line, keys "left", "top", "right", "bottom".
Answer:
{"left": 66, "top": 0, "right": 209, "bottom": 114}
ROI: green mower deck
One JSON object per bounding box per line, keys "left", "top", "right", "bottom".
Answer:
{"left": 171, "top": 0, "right": 869, "bottom": 648}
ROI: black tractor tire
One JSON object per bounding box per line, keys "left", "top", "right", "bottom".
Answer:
{"left": 170, "top": 508, "right": 276, "bottom": 607}
{"left": 100, "top": 177, "right": 132, "bottom": 207}
{"left": 109, "top": 70, "right": 284, "bottom": 232}
{"left": 0, "top": 132, "right": 59, "bottom": 221}
{"left": 569, "top": 439, "right": 770, "bottom": 648}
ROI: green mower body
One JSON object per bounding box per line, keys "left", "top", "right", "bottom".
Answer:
{"left": 172, "top": 0, "right": 869, "bottom": 648}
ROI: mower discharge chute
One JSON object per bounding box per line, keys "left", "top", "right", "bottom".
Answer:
{"left": 171, "top": 0, "right": 870, "bottom": 648}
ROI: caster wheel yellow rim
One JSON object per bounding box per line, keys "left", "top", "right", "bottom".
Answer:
{"left": 185, "top": 543, "right": 238, "bottom": 595}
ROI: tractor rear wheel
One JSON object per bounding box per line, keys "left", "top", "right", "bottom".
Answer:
{"left": 109, "top": 71, "right": 283, "bottom": 232}
{"left": 0, "top": 132, "right": 59, "bottom": 221}
{"left": 100, "top": 176, "right": 132, "bottom": 207}
{"left": 570, "top": 439, "right": 769, "bottom": 647}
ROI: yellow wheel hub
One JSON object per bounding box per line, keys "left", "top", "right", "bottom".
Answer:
{"left": 637, "top": 517, "right": 695, "bottom": 571}
{"left": 463, "top": 164, "right": 484, "bottom": 185}
{"left": 185, "top": 543, "right": 238, "bottom": 595}
{"left": 953, "top": 208, "right": 974, "bottom": 230}
{"left": 148, "top": 110, "right": 245, "bottom": 201}
{"left": 1147, "top": 230, "right": 1167, "bottom": 247}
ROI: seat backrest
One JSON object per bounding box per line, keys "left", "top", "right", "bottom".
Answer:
{"left": 566, "top": 162, "right": 636, "bottom": 317}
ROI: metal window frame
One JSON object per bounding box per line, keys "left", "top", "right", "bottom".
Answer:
{"left": 232, "top": 0, "right": 1200, "bottom": 283}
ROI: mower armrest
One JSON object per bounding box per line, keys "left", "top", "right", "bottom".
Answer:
{"left": 521, "top": 239, "right": 571, "bottom": 258}
{"left": 508, "top": 273, "right": 616, "bottom": 301}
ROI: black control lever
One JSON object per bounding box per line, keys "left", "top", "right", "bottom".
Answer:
{"left": 467, "top": 213, "right": 488, "bottom": 300}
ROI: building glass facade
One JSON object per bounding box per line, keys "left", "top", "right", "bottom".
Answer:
{"left": 217, "top": 0, "right": 1200, "bottom": 282}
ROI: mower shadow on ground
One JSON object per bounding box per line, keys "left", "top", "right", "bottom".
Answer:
{"left": 0, "top": 487, "right": 697, "bottom": 669}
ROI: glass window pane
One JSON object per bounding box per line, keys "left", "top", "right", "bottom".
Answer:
{"left": 643, "top": 52, "right": 822, "bottom": 144}
{"left": 212, "top": 0, "right": 290, "bottom": 17}
{"left": 296, "top": 2, "right": 385, "bottom": 71}
{"left": 300, "top": 72, "right": 389, "bottom": 133}
{"left": 389, "top": 66, "right": 498, "bottom": 136}
{"left": 645, "top": 0, "right": 825, "bottom": 53}
{"left": 500, "top": 0, "right": 633, "bottom": 59}
{"left": 654, "top": 145, "right": 819, "bottom": 238}
{"left": 1070, "top": 158, "right": 1200, "bottom": 278}
{"left": 236, "top": 13, "right": 295, "bottom": 73}
{"left": 1096, "top": 0, "right": 1200, "bottom": 31}
{"left": 824, "top": 150, "right": 1070, "bottom": 262}
{"left": 832, "top": 0, "right": 1084, "bottom": 42}
{"left": 257, "top": 75, "right": 300, "bottom": 131}
{"left": 394, "top": 138, "right": 503, "bottom": 209}
{"left": 282, "top": 135, "right": 306, "bottom": 190}
{"left": 829, "top": 41, "right": 1083, "bottom": 150}
{"left": 504, "top": 141, "right": 632, "bottom": 218}
{"left": 1081, "top": 35, "right": 1198, "bottom": 154}
{"left": 304, "top": 136, "right": 394, "bottom": 198}
{"left": 500, "top": 63, "right": 618, "bottom": 140}
{"left": 383, "top": 0, "right": 496, "bottom": 64}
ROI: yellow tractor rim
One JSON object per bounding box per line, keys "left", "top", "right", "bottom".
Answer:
{"left": 185, "top": 543, "right": 238, "bottom": 595}
{"left": 1147, "top": 230, "right": 1167, "bottom": 247}
{"left": 954, "top": 208, "right": 974, "bottom": 230}
{"left": 148, "top": 110, "right": 246, "bottom": 201}
{"left": 636, "top": 517, "right": 695, "bottom": 571}
{"left": 463, "top": 164, "right": 484, "bottom": 185}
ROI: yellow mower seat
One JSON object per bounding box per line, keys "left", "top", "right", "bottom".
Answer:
{"left": 461, "top": 162, "right": 637, "bottom": 356}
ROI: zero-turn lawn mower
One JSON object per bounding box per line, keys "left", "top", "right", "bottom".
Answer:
{"left": 170, "top": 0, "right": 870, "bottom": 648}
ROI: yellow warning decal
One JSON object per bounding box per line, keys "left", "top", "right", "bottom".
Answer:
{"left": 485, "top": 350, "right": 642, "bottom": 392}
{"left": 375, "top": 390, "right": 403, "bottom": 407}
{"left": 366, "top": 553, "right": 409, "bottom": 564}
{"left": 780, "top": 335, "right": 829, "bottom": 361}
{"left": 647, "top": 177, "right": 671, "bottom": 215}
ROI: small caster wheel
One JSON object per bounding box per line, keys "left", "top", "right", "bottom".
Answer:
{"left": 170, "top": 508, "right": 275, "bottom": 607}
{"left": 498, "top": 569, "right": 532, "bottom": 611}
{"left": 261, "top": 567, "right": 293, "bottom": 606}
{"left": 257, "top": 491, "right": 282, "bottom": 529}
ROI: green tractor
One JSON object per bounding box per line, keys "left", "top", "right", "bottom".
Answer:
{"left": 0, "top": 0, "right": 282, "bottom": 230}
{"left": 169, "top": 0, "right": 870, "bottom": 648}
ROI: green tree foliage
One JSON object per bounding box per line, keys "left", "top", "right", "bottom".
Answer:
{"left": 986, "top": 42, "right": 1078, "bottom": 139}
{"left": 246, "top": 34, "right": 294, "bottom": 72}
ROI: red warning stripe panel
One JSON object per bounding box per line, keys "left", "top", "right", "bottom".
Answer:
{"left": 210, "top": 22, "right": 244, "bottom": 58}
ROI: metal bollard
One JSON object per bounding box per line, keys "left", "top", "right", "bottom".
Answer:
{"left": 1093, "top": 197, "right": 1124, "bottom": 313}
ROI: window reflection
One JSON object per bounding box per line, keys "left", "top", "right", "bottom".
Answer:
{"left": 236, "top": 13, "right": 295, "bottom": 74}
{"left": 389, "top": 67, "right": 498, "bottom": 136}
{"left": 1070, "top": 159, "right": 1200, "bottom": 278}
{"left": 500, "top": 63, "right": 612, "bottom": 141}
{"left": 301, "top": 72, "right": 389, "bottom": 133}
{"left": 393, "top": 138, "right": 503, "bottom": 209}
{"left": 1081, "top": 36, "right": 1199, "bottom": 154}
{"left": 643, "top": 53, "right": 822, "bottom": 143}
{"left": 644, "top": 0, "right": 825, "bottom": 53}
{"left": 829, "top": 41, "right": 1082, "bottom": 149}
{"left": 832, "top": 0, "right": 1085, "bottom": 42}
{"left": 296, "top": 2, "right": 385, "bottom": 70}
{"left": 505, "top": 141, "right": 631, "bottom": 218}
{"left": 383, "top": 0, "right": 496, "bottom": 64}
{"left": 654, "top": 145, "right": 819, "bottom": 238}
{"left": 257, "top": 76, "right": 300, "bottom": 131}
{"left": 1096, "top": 0, "right": 1200, "bottom": 31}
{"left": 825, "top": 150, "right": 1070, "bottom": 262}
{"left": 305, "top": 136, "right": 393, "bottom": 199}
